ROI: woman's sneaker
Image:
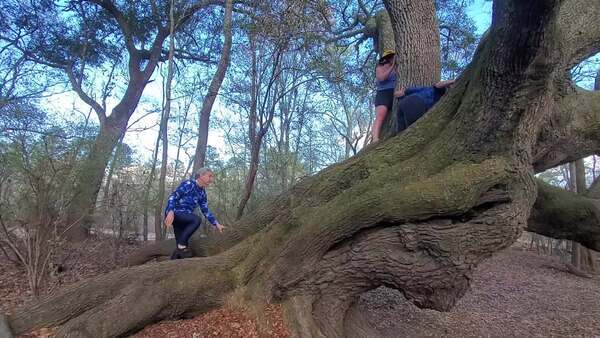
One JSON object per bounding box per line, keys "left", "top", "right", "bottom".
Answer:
{"left": 170, "top": 249, "right": 183, "bottom": 260}
{"left": 180, "top": 247, "right": 193, "bottom": 258}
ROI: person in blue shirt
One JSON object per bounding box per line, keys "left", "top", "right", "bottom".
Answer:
{"left": 372, "top": 50, "right": 399, "bottom": 143}
{"left": 164, "top": 167, "right": 225, "bottom": 259}
{"left": 394, "top": 79, "right": 455, "bottom": 134}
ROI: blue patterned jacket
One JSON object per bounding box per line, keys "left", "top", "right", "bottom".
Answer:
{"left": 164, "top": 179, "right": 218, "bottom": 226}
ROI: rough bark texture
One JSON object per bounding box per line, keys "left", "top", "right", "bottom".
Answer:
{"left": 6, "top": 0, "right": 600, "bottom": 337}
{"left": 533, "top": 87, "right": 600, "bottom": 172}
{"left": 383, "top": 0, "right": 440, "bottom": 86}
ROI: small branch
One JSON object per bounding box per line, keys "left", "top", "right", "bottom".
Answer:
{"left": 64, "top": 63, "right": 107, "bottom": 124}
{"left": 101, "top": 61, "right": 118, "bottom": 111}
{"left": 325, "top": 27, "right": 370, "bottom": 44}
{"left": 126, "top": 111, "right": 156, "bottom": 130}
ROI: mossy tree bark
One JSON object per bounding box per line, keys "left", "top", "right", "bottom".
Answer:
{"left": 7, "top": 0, "right": 600, "bottom": 337}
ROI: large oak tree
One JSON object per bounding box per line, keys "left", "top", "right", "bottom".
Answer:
{"left": 4, "top": 0, "right": 600, "bottom": 336}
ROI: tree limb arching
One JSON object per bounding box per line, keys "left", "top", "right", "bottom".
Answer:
{"left": 533, "top": 87, "right": 600, "bottom": 172}
{"left": 527, "top": 180, "right": 600, "bottom": 251}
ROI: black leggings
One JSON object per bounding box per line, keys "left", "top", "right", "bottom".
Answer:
{"left": 172, "top": 212, "right": 201, "bottom": 246}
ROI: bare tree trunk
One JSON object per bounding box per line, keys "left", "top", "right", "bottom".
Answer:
{"left": 142, "top": 126, "right": 161, "bottom": 242}
{"left": 153, "top": 3, "right": 177, "bottom": 242}
{"left": 170, "top": 99, "right": 192, "bottom": 191}
{"left": 290, "top": 90, "right": 308, "bottom": 188}
{"left": 101, "top": 135, "right": 124, "bottom": 211}
{"left": 575, "top": 159, "right": 596, "bottom": 273}
{"left": 236, "top": 145, "right": 261, "bottom": 219}
{"left": 569, "top": 162, "right": 581, "bottom": 268}
{"left": 192, "top": 0, "right": 234, "bottom": 172}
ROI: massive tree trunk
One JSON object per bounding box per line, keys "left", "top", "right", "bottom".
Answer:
{"left": 7, "top": 0, "right": 600, "bottom": 337}
{"left": 154, "top": 3, "right": 177, "bottom": 242}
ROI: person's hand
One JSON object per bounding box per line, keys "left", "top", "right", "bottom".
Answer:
{"left": 394, "top": 86, "right": 406, "bottom": 97}
{"left": 215, "top": 223, "right": 225, "bottom": 233}
{"left": 434, "top": 79, "right": 455, "bottom": 88}
{"left": 164, "top": 211, "right": 174, "bottom": 228}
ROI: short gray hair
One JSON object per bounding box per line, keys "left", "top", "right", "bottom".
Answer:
{"left": 193, "top": 167, "right": 213, "bottom": 179}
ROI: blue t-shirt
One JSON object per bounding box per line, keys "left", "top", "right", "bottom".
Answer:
{"left": 164, "top": 179, "right": 218, "bottom": 225}
{"left": 376, "top": 71, "right": 396, "bottom": 91}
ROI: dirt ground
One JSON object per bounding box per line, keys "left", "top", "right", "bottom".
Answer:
{"left": 355, "top": 246, "right": 600, "bottom": 337}
{"left": 2, "top": 236, "right": 599, "bottom": 337}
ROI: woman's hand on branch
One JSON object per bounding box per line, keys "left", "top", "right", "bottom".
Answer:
{"left": 164, "top": 211, "right": 174, "bottom": 228}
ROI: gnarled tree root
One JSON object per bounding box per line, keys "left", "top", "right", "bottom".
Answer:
{"left": 8, "top": 256, "right": 234, "bottom": 337}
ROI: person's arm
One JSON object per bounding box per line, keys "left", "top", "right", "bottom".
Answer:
{"left": 434, "top": 79, "right": 455, "bottom": 88}
{"left": 394, "top": 86, "right": 406, "bottom": 97}
{"left": 404, "top": 86, "right": 428, "bottom": 96}
{"left": 198, "top": 194, "right": 225, "bottom": 233}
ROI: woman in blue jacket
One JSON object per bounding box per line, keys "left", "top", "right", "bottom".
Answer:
{"left": 164, "top": 167, "right": 225, "bottom": 259}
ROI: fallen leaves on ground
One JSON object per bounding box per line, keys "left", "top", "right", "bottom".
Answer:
{"left": 131, "top": 304, "right": 288, "bottom": 338}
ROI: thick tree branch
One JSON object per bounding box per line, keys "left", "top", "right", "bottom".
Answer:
{"left": 325, "top": 27, "right": 374, "bottom": 44}
{"left": 556, "top": 0, "right": 600, "bottom": 67}
{"left": 527, "top": 180, "right": 600, "bottom": 251}
{"left": 8, "top": 256, "right": 237, "bottom": 337}
{"left": 533, "top": 86, "right": 600, "bottom": 172}
{"left": 170, "top": 49, "right": 215, "bottom": 63}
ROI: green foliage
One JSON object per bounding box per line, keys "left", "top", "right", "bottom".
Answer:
{"left": 0, "top": 102, "right": 92, "bottom": 224}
